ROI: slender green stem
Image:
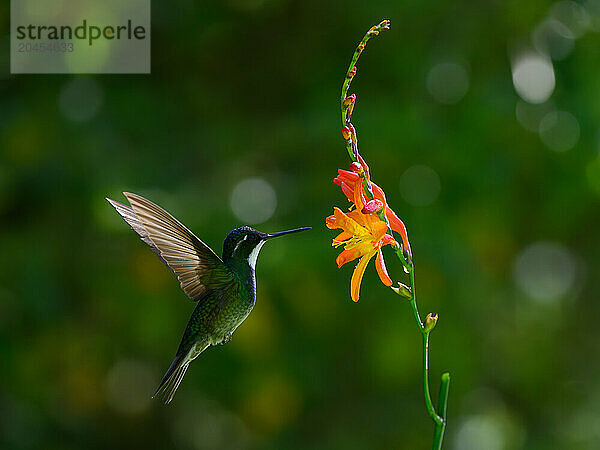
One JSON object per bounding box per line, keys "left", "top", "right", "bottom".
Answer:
{"left": 409, "top": 266, "right": 443, "bottom": 426}
{"left": 339, "top": 20, "right": 391, "bottom": 227}
{"left": 432, "top": 373, "right": 450, "bottom": 450}
{"left": 338, "top": 19, "right": 450, "bottom": 449}
{"left": 340, "top": 20, "right": 390, "bottom": 131}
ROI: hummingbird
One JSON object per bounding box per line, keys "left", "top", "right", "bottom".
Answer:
{"left": 106, "top": 192, "right": 310, "bottom": 403}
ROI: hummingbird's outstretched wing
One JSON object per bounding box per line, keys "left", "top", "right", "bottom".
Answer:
{"left": 106, "top": 197, "right": 167, "bottom": 264}
{"left": 107, "top": 192, "right": 237, "bottom": 301}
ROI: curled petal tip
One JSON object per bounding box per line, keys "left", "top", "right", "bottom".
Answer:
{"left": 337, "top": 169, "right": 359, "bottom": 181}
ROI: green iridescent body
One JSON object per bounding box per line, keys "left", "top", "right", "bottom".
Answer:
{"left": 178, "top": 268, "right": 255, "bottom": 352}
{"left": 107, "top": 192, "right": 309, "bottom": 403}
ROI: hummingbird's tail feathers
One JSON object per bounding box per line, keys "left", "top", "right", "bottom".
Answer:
{"left": 153, "top": 358, "right": 190, "bottom": 404}
{"left": 153, "top": 342, "right": 209, "bottom": 404}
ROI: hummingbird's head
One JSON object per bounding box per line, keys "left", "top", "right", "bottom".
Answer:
{"left": 222, "top": 225, "right": 311, "bottom": 269}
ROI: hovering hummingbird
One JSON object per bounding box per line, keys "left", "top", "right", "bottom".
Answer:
{"left": 107, "top": 192, "right": 310, "bottom": 403}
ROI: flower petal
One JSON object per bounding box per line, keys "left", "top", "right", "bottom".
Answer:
{"left": 381, "top": 234, "right": 397, "bottom": 247}
{"left": 350, "top": 251, "right": 375, "bottom": 302}
{"left": 353, "top": 180, "right": 365, "bottom": 210}
{"left": 325, "top": 213, "right": 337, "bottom": 229}
{"left": 333, "top": 231, "right": 353, "bottom": 244}
{"left": 334, "top": 178, "right": 356, "bottom": 202}
{"left": 346, "top": 209, "right": 368, "bottom": 226}
{"left": 371, "top": 181, "right": 411, "bottom": 255}
{"left": 371, "top": 182, "right": 387, "bottom": 204}
{"left": 336, "top": 244, "right": 366, "bottom": 267}
{"left": 375, "top": 247, "right": 393, "bottom": 286}
{"left": 337, "top": 169, "right": 360, "bottom": 182}
{"left": 328, "top": 207, "right": 365, "bottom": 236}
{"left": 385, "top": 208, "right": 411, "bottom": 256}
{"left": 370, "top": 220, "right": 388, "bottom": 242}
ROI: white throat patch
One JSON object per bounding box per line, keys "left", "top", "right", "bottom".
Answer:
{"left": 248, "top": 241, "right": 266, "bottom": 269}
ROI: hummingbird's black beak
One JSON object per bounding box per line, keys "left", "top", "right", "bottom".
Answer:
{"left": 265, "top": 227, "right": 311, "bottom": 240}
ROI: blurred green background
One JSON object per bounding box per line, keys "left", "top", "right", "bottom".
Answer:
{"left": 1, "top": 0, "right": 600, "bottom": 449}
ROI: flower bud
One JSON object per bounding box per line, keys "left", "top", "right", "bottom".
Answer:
{"left": 347, "top": 66, "right": 357, "bottom": 79}
{"left": 391, "top": 282, "right": 412, "bottom": 299}
{"left": 349, "top": 161, "right": 363, "bottom": 175}
{"left": 362, "top": 199, "right": 384, "bottom": 214}
{"left": 343, "top": 94, "right": 356, "bottom": 120}
{"left": 343, "top": 94, "right": 356, "bottom": 108}
{"left": 348, "top": 123, "right": 357, "bottom": 146}
{"left": 424, "top": 313, "right": 438, "bottom": 333}
{"left": 342, "top": 126, "right": 352, "bottom": 140}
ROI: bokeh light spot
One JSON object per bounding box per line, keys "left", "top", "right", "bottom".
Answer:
{"left": 455, "top": 415, "right": 505, "bottom": 450}
{"left": 515, "top": 100, "right": 554, "bottom": 132}
{"left": 171, "top": 398, "right": 251, "bottom": 450}
{"left": 399, "top": 165, "right": 441, "bottom": 206}
{"left": 59, "top": 77, "right": 103, "bottom": 122}
{"left": 513, "top": 241, "right": 576, "bottom": 304}
{"left": 550, "top": 0, "right": 591, "bottom": 38}
{"left": 539, "top": 110, "right": 580, "bottom": 152}
{"left": 532, "top": 19, "right": 575, "bottom": 60}
{"left": 426, "top": 62, "right": 469, "bottom": 104}
{"left": 105, "top": 359, "right": 156, "bottom": 415}
{"left": 512, "top": 53, "right": 555, "bottom": 104}
{"left": 587, "top": 0, "right": 600, "bottom": 31}
{"left": 230, "top": 177, "right": 277, "bottom": 224}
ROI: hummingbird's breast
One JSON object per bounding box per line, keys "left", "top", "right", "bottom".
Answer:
{"left": 209, "top": 270, "right": 256, "bottom": 343}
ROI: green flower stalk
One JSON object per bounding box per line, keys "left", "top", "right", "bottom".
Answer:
{"left": 326, "top": 19, "right": 451, "bottom": 449}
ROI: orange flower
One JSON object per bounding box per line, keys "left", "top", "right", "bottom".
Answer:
{"left": 326, "top": 207, "right": 397, "bottom": 302}
{"left": 334, "top": 167, "right": 411, "bottom": 257}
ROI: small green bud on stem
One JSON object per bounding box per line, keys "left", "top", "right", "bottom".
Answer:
{"left": 391, "top": 281, "right": 412, "bottom": 299}
{"left": 424, "top": 313, "right": 438, "bottom": 333}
